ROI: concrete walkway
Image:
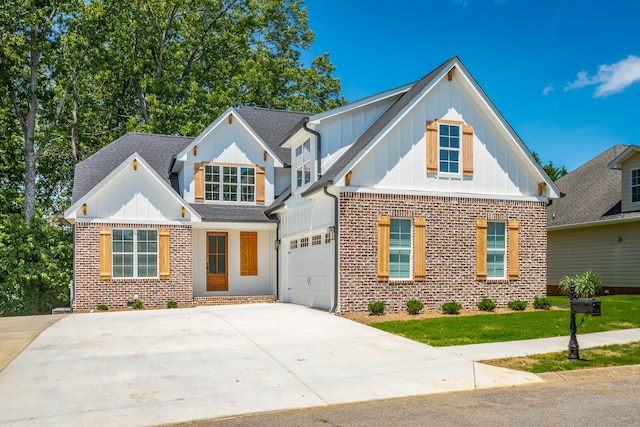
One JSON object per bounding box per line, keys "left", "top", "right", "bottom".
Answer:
{"left": 0, "top": 305, "right": 638, "bottom": 427}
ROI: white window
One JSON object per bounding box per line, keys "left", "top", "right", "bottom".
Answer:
{"left": 295, "top": 139, "right": 311, "bottom": 188}
{"left": 389, "top": 218, "right": 412, "bottom": 279}
{"left": 487, "top": 222, "right": 506, "bottom": 279}
{"left": 112, "top": 229, "right": 158, "bottom": 278}
{"left": 632, "top": 169, "right": 640, "bottom": 203}
{"left": 205, "top": 165, "right": 255, "bottom": 202}
{"left": 439, "top": 123, "right": 460, "bottom": 174}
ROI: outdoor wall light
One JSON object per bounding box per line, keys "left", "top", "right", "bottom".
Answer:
{"left": 274, "top": 239, "right": 280, "bottom": 250}
{"left": 326, "top": 226, "right": 335, "bottom": 242}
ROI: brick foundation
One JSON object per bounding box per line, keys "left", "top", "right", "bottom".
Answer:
{"left": 338, "top": 192, "right": 548, "bottom": 314}
{"left": 73, "top": 222, "right": 193, "bottom": 312}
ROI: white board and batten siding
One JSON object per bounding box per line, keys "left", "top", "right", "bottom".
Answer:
{"left": 179, "top": 118, "right": 277, "bottom": 204}
{"left": 344, "top": 73, "right": 543, "bottom": 199}
{"left": 192, "top": 228, "right": 277, "bottom": 297}
{"left": 78, "top": 161, "right": 192, "bottom": 223}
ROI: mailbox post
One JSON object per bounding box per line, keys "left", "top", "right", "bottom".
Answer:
{"left": 567, "top": 282, "right": 601, "bottom": 360}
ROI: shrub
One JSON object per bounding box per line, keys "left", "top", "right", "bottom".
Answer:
{"left": 507, "top": 300, "right": 527, "bottom": 311}
{"left": 558, "top": 270, "right": 602, "bottom": 298}
{"left": 441, "top": 301, "right": 462, "bottom": 315}
{"left": 131, "top": 300, "right": 144, "bottom": 310}
{"left": 96, "top": 304, "right": 109, "bottom": 311}
{"left": 167, "top": 300, "right": 178, "bottom": 309}
{"left": 406, "top": 299, "right": 424, "bottom": 315}
{"left": 367, "top": 301, "right": 386, "bottom": 315}
{"left": 533, "top": 296, "right": 551, "bottom": 310}
{"left": 476, "top": 297, "right": 496, "bottom": 312}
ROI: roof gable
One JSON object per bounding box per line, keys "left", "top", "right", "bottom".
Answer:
{"left": 608, "top": 145, "right": 640, "bottom": 169}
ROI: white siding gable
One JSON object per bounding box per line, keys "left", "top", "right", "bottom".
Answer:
{"left": 341, "top": 69, "right": 550, "bottom": 199}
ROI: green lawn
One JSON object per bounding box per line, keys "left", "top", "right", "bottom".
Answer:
{"left": 370, "top": 295, "right": 640, "bottom": 347}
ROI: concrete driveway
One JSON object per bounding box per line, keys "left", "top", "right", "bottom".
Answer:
{"left": 0, "top": 304, "right": 540, "bottom": 426}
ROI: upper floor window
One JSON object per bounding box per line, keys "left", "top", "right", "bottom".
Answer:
{"left": 205, "top": 165, "right": 255, "bottom": 202}
{"left": 439, "top": 123, "right": 460, "bottom": 174}
{"left": 632, "top": 169, "right": 640, "bottom": 203}
{"left": 112, "top": 229, "right": 157, "bottom": 278}
{"left": 296, "top": 139, "right": 311, "bottom": 188}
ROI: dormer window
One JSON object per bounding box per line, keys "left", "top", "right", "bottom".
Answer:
{"left": 632, "top": 169, "right": 640, "bottom": 203}
{"left": 204, "top": 165, "right": 255, "bottom": 202}
{"left": 295, "top": 139, "right": 311, "bottom": 188}
{"left": 438, "top": 123, "right": 460, "bottom": 174}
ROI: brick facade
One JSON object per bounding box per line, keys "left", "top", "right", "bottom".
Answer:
{"left": 338, "top": 192, "right": 547, "bottom": 314}
{"left": 73, "top": 222, "right": 193, "bottom": 312}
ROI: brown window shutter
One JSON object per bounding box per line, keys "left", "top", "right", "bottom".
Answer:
{"left": 508, "top": 220, "right": 520, "bottom": 280}
{"left": 377, "top": 215, "right": 390, "bottom": 281}
{"left": 462, "top": 124, "right": 474, "bottom": 177}
{"left": 99, "top": 227, "right": 112, "bottom": 280}
{"left": 159, "top": 228, "right": 170, "bottom": 279}
{"left": 413, "top": 216, "right": 426, "bottom": 281}
{"left": 240, "top": 232, "right": 258, "bottom": 276}
{"left": 476, "top": 218, "right": 487, "bottom": 280}
{"left": 194, "top": 163, "right": 204, "bottom": 202}
{"left": 426, "top": 121, "right": 438, "bottom": 174}
{"left": 256, "top": 167, "right": 265, "bottom": 205}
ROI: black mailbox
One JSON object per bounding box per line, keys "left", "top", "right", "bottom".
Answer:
{"left": 571, "top": 299, "right": 601, "bottom": 316}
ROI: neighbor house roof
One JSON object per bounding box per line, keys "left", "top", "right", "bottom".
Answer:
{"left": 236, "top": 107, "right": 309, "bottom": 165}
{"left": 71, "top": 132, "right": 193, "bottom": 204}
{"left": 547, "top": 144, "right": 640, "bottom": 228}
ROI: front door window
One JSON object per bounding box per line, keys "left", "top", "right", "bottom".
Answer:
{"left": 207, "top": 232, "right": 228, "bottom": 291}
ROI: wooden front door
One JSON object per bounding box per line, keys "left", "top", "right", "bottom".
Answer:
{"left": 206, "top": 232, "right": 228, "bottom": 291}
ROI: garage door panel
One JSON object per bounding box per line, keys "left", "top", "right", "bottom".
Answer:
{"left": 284, "top": 237, "right": 331, "bottom": 310}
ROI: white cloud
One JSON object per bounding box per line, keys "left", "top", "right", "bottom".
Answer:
{"left": 542, "top": 86, "right": 554, "bottom": 96}
{"left": 565, "top": 55, "right": 640, "bottom": 97}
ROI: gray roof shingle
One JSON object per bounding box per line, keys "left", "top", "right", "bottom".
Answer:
{"left": 189, "top": 204, "right": 276, "bottom": 222}
{"left": 547, "top": 144, "right": 640, "bottom": 227}
{"left": 236, "top": 107, "right": 309, "bottom": 165}
{"left": 72, "top": 132, "right": 193, "bottom": 204}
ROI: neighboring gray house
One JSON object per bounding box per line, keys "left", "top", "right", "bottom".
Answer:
{"left": 547, "top": 144, "right": 640, "bottom": 295}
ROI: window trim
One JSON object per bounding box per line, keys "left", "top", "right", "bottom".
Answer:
{"left": 631, "top": 168, "right": 640, "bottom": 203}
{"left": 438, "top": 122, "right": 461, "bottom": 175}
{"left": 295, "top": 139, "right": 312, "bottom": 189}
{"left": 486, "top": 221, "right": 506, "bottom": 280}
{"left": 204, "top": 164, "right": 256, "bottom": 203}
{"left": 112, "top": 229, "right": 158, "bottom": 279}
{"left": 389, "top": 218, "right": 413, "bottom": 281}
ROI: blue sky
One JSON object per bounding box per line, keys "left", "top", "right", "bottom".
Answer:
{"left": 303, "top": 0, "right": 640, "bottom": 172}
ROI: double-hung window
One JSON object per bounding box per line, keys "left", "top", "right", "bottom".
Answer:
{"left": 439, "top": 123, "right": 460, "bottom": 174}
{"left": 295, "top": 139, "right": 311, "bottom": 188}
{"left": 486, "top": 222, "right": 506, "bottom": 279}
{"left": 204, "top": 165, "right": 255, "bottom": 202}
{"left": 112, "top": 229, "right": 158, "bottom": 278}
{"left": 632, "top": 169, "right": 640, "bottom": 203}
{"left": 389, "top": 218, "right": 412, "bottom": 279}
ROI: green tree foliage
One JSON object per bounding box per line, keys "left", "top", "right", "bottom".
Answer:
{"left": 532, "top": 152, "right": 568, "bottom": 182}
{"left": 0, "top": 215, "right": 72, "bottom": 316}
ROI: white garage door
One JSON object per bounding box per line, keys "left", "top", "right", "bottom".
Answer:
{"left": 283, "top": 235, "right": 332, "bottom": 310}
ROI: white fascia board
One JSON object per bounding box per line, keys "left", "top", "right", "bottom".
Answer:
{"left": 173, "top": 107, "right": 283, "bottom": 168}
{"left": 548, "top": 215, "right": 640, "bottom": 231}
{"left": 191, "top": 221, "right": 277, "bottom": 231}
{"left": 64, "top": 152, "right": 202, "bottom": 223}
{"left": 280, "top": 126, "right": 309, "bottom": 149}
{"left": 453, "top": 63, "right": 561, "bottom": 199}
{"left": 607, "top": 145, "right": 640, "bottom": 169}
{"left": 337, "top": 185, "right": 547, "bottom": 203}
{"left": 307, "top": 83, "right": 413, "bottom": 124}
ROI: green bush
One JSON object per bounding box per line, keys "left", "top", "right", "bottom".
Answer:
{"left": 441, "top": 301, "right": 462, "bottom": 315}
{"left": 406, "top": 299, "right": 424, "bottom": 315}
{"left": 533, "top": 296, "right": 551, "bottom": 310}
{"left": 507, "top": 300, "right": 527, "bottom": 311}
{"left": 558, "top": 270, "right": 602, "bottom": 298}
{"left": 96, "top": 304, "right": 109, "bottom": 311}
{"left": 367, "top": 301, "right": 386, "bottom": 315}
{"left": 167, "top": 300, "right": 178, "bottom": 309}
{"left": 131, "top": 300, "right": 144, "bottom": 310}
{"left": 476, "top": 297, "right": 496, "bottom": 312}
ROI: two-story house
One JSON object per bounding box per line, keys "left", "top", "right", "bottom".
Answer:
{"left": 547, "top": 145, "right": 640, "bottom": 295}
{"left": 64, "top": 56, "right": 560, "bottom": 313}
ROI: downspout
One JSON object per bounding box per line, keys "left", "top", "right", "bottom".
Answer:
{"left": 274, "top": 216, "right": 280, "bottom": 302}
{"left": 324, "top": 185, "right": 339, "bottom": 313}
{"left": 303, "top": 118, "right": 322, "bottom": 177}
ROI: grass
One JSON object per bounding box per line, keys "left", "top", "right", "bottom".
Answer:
{"left": 484, "top": 341, "right": 640, "bottom": 373}
{"left": 370, "top": 295, "right": 640, "bottom": 347}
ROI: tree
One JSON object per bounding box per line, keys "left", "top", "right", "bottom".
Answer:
{"left": 532, "top": 152, "right": 568, "bottom": 182}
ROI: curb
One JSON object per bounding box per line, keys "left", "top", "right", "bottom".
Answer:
{"left": 537, "top": 364, "right": 640, "bottom": 382}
